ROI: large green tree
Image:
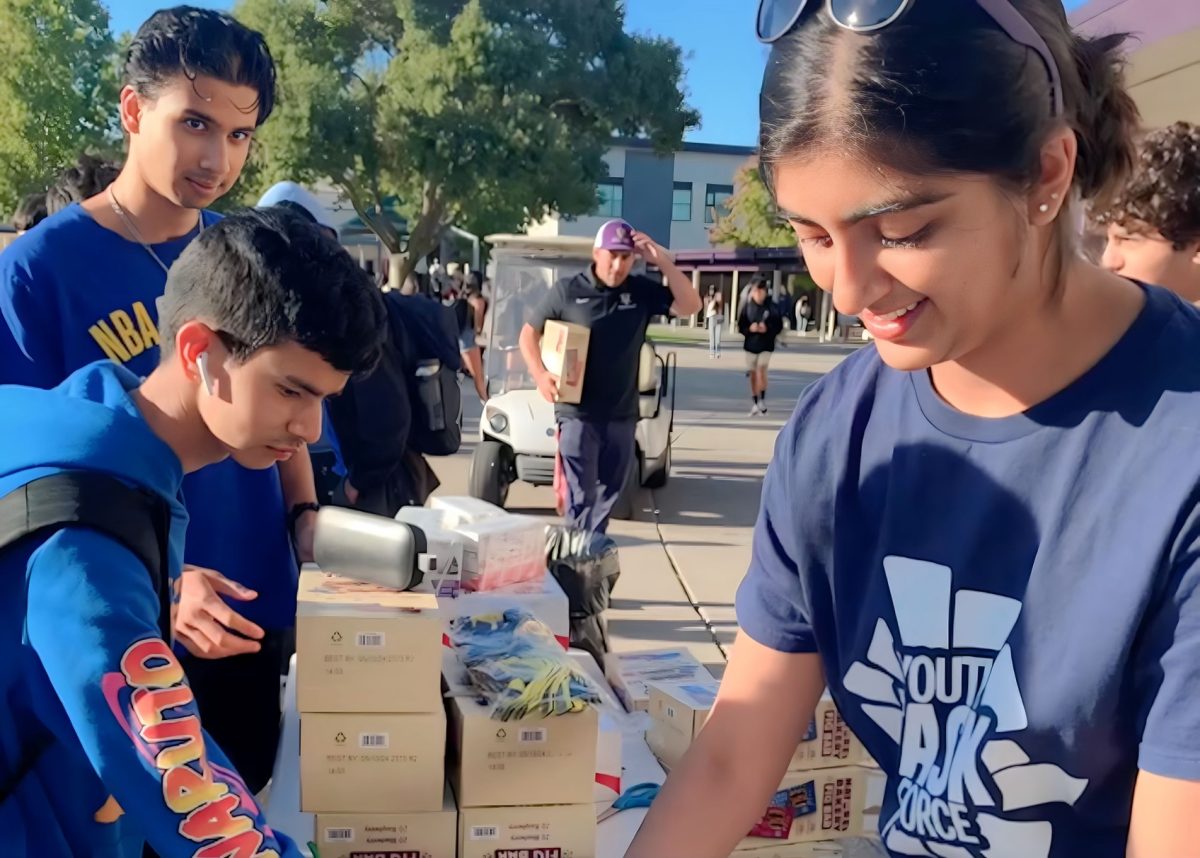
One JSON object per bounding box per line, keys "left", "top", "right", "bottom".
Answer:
{"left": 234, "top": 0, "right": 699, "bottom": 282}
{"left": 0, "top": 0, "right": 118, "bottom": 216}
{"left": 709, "top": 161, "right": 796, "bottom": 249}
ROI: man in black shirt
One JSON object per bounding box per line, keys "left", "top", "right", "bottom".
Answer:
{"left": 520, "top": 219, "right": 701, "bottom": 532}
{"left": 738, "top": 278, "right": 783, "bottom": 415}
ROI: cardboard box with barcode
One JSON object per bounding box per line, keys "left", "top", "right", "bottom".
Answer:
{"left": 300, "top": 709, "right": 446, "bottom": 813}
{"left": 438, "top": 574, "right": 570, "bottom": 649}
{"left": 296, "top": 569, "right": 442, "bottom": 714}
{"left": 645, "top": 681, "right": 875, "bottom": 773}
{"left": 605, "top": 647, "right": 715, "bottom": 712}
{"left": 456, "top": 513, "right": 547, "bottom": 591}
{"left": 394, "top": 506, "right": 466, "bottom": 597}
{"left": 540, "top": 320, "right": 591, "bottom": 405}
{"left": 444, "top": 657, "right": 599, "bottom": 808}
{"left": 314, "top": 783, "right": 457, "bottom": 858}
{"left": 740, "top": 766, "right": 884, "bottom": 846}
{"left": 459, "top": 802, "right": 596, "bottom": 858}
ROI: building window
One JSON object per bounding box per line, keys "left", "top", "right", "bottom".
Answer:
{"left": 705, "top": 184, "right": 734, "bottom": 224}
{"left": 595, "top": 179, "right": 624, "bottom": 218}
{"left": 672, "top": 182, "right": 693, "bottom": 222}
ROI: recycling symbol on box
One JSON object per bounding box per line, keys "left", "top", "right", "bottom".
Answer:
{"left": 331, "top": 631, "right": 343, "bottom": 643}
{"left": 335, "top": 732, "right": 346, "bottom": 744}
{"left": 496, "top": 728, "right": 507, "bottom": 740}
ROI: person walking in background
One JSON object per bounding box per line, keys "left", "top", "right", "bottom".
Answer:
{"left": 520, "top": 218, "right": 701, "bottom": 533}
{"left": 738, "top": 278, "right": 782, "bottom": 415}
{"left": 705, "top": 285, "right": 725, "bottom": 357}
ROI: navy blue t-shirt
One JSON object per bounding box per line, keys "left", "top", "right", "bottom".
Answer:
{"left": 737, "top": 284, "right": 1200, "bottom": 857}
{"left": 528, "top": 267, "right": 673, "bottom": 421}
{"left": 0, "top": 204, "right": 298, "bottom": 629}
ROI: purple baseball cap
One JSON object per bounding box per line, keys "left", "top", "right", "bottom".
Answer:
{"left": 594, "top": 219, "right": 636, "bottom": 252}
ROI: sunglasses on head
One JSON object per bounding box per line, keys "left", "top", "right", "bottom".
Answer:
{"left": 755, "top": 0, "right": 1063, "bottom": 117}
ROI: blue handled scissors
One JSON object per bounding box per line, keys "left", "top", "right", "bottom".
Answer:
{"left": 597, "top": 782, "right": 660, "bottom": 823}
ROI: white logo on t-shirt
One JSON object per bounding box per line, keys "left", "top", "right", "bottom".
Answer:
{"left": 843, "top": 556, "right": 1088, "bottom": 858}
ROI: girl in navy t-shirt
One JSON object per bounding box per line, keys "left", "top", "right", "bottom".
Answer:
{"left": 628, "top": 2, "right": 1200, "bottom": 857}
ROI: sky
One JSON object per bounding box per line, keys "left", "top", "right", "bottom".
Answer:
{"left": 107, "top": 0, "right": 1093, "bottom": 150}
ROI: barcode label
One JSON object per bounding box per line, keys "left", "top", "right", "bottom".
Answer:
{"left": 519, "top": 727, "right": 547, "bottom": 743}
{"left": 356, "top": 632, "right": 385, "bottom": 647}
{"left": 470, "top": 825, "right": 499, "bottom": 840}
{"left": 324, "top": 828, "right": 354, "bottom": 842}
{"left": 359, "top": 733, "right": 389, "bottom": 749}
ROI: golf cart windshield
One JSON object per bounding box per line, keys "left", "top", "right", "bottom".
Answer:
{"left": 485, "top": 251, "right": 591, "bottom": 397}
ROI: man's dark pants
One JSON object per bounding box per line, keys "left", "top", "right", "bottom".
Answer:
{"left": 558, "top": 417, "right": 636, "bottom": 534}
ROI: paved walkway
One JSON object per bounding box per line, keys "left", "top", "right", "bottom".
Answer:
{"left": 433, "top": 335, "right": 858, "bottom": 676}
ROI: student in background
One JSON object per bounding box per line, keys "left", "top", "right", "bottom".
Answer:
{"left": 0, "top": 7, "right": 301, "bottom": 795}
{"left": 705, "top": 285, "right": 726, "bottom": 358}
{"left": 1097, "top": 121, "right": 1200, "bottom": 303}
{"left": 737, "top": 278, "right": 782, "bottom": 415}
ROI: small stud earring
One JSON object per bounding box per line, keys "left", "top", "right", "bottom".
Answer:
{"left": 1051, "top": 193, "right": 1060, "bottom": 200}
{"left": 1039, "top": 203, "right": 1050, "bottom": 213}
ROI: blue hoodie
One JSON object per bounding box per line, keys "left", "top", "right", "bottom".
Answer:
{"left": 0, "top": 361, "right": 299, "bottom": 857}
{"left": 0, "top": 204, "right": 299, "bottom": 630}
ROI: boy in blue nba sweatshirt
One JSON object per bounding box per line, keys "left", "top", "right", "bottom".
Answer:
{"left": 0, "top": 209, "right": 386, "bottom": 856}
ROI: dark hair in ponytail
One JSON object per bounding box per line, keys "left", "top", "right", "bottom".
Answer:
{"left": 759, "top": 0, "right": 1140, "bottom": 211}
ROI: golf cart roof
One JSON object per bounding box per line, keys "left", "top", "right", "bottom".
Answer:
{"left": 487, "top": 233, "right": 594, "bottom": 257}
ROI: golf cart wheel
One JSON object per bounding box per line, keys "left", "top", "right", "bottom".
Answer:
{"left": 470, "top": 440, "right": 512, "bottom": 507}
{"left": 611, "top": 457, "right": 640, "bottom": 521}
{"left": 643, "top": 440, "right": 671, "bottom": 489}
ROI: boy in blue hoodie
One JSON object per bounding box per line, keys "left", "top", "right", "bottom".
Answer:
{"left": 0, "top": 208, "right": 387, "bottom": 856}
{"left": 0, "top": 6, "right": 319, "bottom": 794}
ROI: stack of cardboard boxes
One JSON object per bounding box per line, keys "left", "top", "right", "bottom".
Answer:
{"left": 296, "top": 570, "right": 456, "bottom": 858}
{"left": 443, "top": 650, "right": 601, "bottom": 858}
{"left": 646, "top": 679, "right": 883, "bottom": 854}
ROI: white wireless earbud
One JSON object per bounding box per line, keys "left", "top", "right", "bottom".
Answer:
{"left": 196, "top": 351, "right": 215, "bottom": 396}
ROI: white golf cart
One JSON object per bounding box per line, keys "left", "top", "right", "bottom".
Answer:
{"left": 468, "top": 234, "right": 677, "bottom": 518}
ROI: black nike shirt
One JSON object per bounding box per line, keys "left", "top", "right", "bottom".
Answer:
{"left": 529, "top": 266, "right": 673, "bottom": 421}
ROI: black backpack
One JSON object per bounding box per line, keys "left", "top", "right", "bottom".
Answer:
{"left": 0, "top": 470, "right": 172, "bottom": 802}
{"left": 385, "top": 294, "right": 464, "bottom": 457}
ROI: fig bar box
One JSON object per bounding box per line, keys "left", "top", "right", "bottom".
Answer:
{"left": 296, "top": 569, "right": 442, "bottom": 713}
{"left": 789, "top": 693, "right": 877, "bottom": 771}
{"left": 459, "top": 803, "right": 595, "bottom": 858}
{"left": 541, "top": 320, "right": 590, "bottom": 404}
{"left": 742, "top": 767, "right": 884, "bottom": 846}
{"left": 314, "top": 783, "right": 457, "bottom": 858}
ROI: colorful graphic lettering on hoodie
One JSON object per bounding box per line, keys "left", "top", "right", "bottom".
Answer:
{"left": 0, "top": 361, "right": 300, "bottom": 857}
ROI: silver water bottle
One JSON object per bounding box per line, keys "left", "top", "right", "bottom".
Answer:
{"left": 313, "top": 506, "right": 437, "bottom": 591}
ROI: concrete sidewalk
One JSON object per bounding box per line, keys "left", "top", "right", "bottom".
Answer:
{"left": 434, "top": 340, "right": 854, "bottom": 677}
